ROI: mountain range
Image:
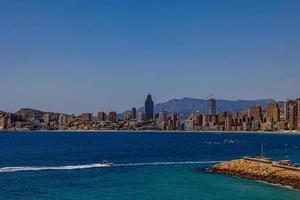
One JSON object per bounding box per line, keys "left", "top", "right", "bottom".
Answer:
{"left": 137, "top": 97, "right": 274, "bottom": 118}
{"left": 11, "top": 98, "right": 275, "bottom": 119}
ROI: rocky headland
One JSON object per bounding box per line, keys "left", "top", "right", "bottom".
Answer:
{"left": 208, "top": 158, "right": 300, "bottom": 189}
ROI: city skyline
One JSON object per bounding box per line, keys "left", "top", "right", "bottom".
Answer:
{"left": 1, "top": 94, "right": 300, "bottom": 132}
{"left": 1, "top": 1, "right": 300, "bottom": 113}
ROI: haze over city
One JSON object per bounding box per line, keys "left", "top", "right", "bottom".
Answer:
{"left": 1, "top": 1, "right": 300, "bottom": 114}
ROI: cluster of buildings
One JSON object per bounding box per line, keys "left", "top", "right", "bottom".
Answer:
{"left": 1, "top": 94, "right": 300, "bottom": 132}
{"left": 178, "top": 98, "right": 300, "bottom": 132}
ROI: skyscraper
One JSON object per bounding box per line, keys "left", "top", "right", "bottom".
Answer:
{"left": 145, "top": 93, "right": 154, "bottom": 121}
{"left": 132, "top": 107, "right": 137, "bottom": 119}
{"left": 208, "top": 98, "right": 216, "bottom": 116}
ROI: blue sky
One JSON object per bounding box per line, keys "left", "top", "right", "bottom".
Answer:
{"left": 1, "top": 0, "right": 300, "bottom": 114}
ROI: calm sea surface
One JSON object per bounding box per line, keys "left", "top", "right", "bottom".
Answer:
{"left": 0, "top": 131, "right": 300, "bottom": 200}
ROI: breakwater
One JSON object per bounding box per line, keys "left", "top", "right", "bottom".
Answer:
{"left": 208, "top": 158, "right": 300, "bottom": 189}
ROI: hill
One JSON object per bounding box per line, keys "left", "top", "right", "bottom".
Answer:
{"left": 15, "top": 108, "right": 45, "bottom": 118}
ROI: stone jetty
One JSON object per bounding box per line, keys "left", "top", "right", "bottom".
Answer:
{"left": 208, "top": 158, "right": 300, "bottom": 189}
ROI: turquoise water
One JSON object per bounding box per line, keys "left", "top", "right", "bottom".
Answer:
{"left": 0, "top": 132, "right": 300, "bottom": 199}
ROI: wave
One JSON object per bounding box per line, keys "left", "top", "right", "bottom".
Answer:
{"left": 0, "top": 160, "right": 223, "bottom": 173}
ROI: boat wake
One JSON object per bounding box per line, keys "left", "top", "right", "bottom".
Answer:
{"left": 0, "top": 160, "right": 224, "bottom": 173}
{"left": 114, "top": 160, "right": 223, "bottom": 167}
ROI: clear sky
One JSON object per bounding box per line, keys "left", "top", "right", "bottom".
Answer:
{"left": 1, "top": 0, "right": 300, "bottom": 114}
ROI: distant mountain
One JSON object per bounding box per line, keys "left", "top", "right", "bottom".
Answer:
{"left": 137, "top": 97, "right": 274, "bottom": 118}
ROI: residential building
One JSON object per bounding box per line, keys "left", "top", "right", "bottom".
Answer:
{"left": 137, "top": 112, "right": 145, "bottom": 124}
{"left": 266, "top": 103, "right": 280, "bottom": 123}
{"left": 81, "top": 113, "right": 92, "bottom": 121}
{"left": 248, "top": 106, "right": 262, "bottom": 121}
{"left": 108, "top": 112, "right": 117, "bottom": 123}
{"left": 225, "top": 113, "right": 232, "bottom": 131}
{"left": 98, "top": 112, "right": 106, "bottom": 121}
{"left": 297, "top": 98, "right": 300, "bottom": 129}
{"left": 0, "top": 115, "right": 5, "bottom": 129}
{"left": 123, "top": 111, "right": 132, "bottom": 121}
{"left": 184, "top": 119, "right": 195, "bottom": 131}
{"left": 208, "top": 98, "right": 216, "bottom": 116}
{"left": 158, "top": 109, "right": 167, "bottom": 123}
{"left": 43, "top": 113, "right": 51, "bottom": 124}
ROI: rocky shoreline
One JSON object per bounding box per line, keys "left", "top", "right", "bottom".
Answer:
{"left": 208, "top": 159, "right": 300, "bottom": 189}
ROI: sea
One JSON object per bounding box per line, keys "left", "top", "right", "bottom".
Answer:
{"left": 0, "top": 131, "right": 300, "bottom": 200}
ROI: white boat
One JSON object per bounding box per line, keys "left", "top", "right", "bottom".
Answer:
{"left": 99, "top": 161, "right": 113, "bottom": 167}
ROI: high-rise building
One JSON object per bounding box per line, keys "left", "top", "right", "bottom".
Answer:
{"left": 108, "top": 112, "right": 117, "bottom": 123}
{"left": 225, "top": 113, "right": 232, "bottom": 131}
{"left": 98, "top": 112, "right": 106, "bottom": 121}
{"left": 251, "top": 120, "right": 261, "bottom": 131}
{"left": 43, "top": 113, "right": 51, "bottom": 124}
{"left": 158, "top": 109, "right": 167, "bottom": 122}
{"left": 145, "top": 93, "right": 154, "bottom": 121}
{"left": 248, "top": 106, "right": 262, "bottom": 121}
{"left": 290, "top": 103, "right": 298, "bottom": 130}
{"left": 59, "top": 114, "right": 69, "bottom": 125}
{"left": 184, "top": 119, "right": 195, "bottom": 131}
{"left": 284, "top": 100, "right": 296, "bottom": 129}
{"left": 123, "top": 111, "right": 132, "bottom": 121}
{"left": 81, "top": 113, "right": 92, "bottom": 121}
{"left": 132, "top": 107, "right": 137, "bottom": 119}
{"left": 168, "top": 113, "right": 179, "bottom": 130}
{"left": 266, "top": 103, "right": 280, "bottom": 123}
{"left": 189, "top": 112, "right": 199, "bottom": 121}
{"left": 284, "top": 100, "right": 293, "bottom": 121}
{"left": 189, "top": 112, "right": 202, "bottom": 126}
{"left": 137, "top": 112, "right": 145, "bottom": 124}
{"left": 0, "top": 115, "right": 5, "bottom": 130}
{"left": 208, "top": 98, "right": 216, "bottom": 116}
{"left": 297, "top": 98, "right": 300, "bottom": 129}
{"left": 218, "top": 112, "right": 227, "bottom": 125}
{"left": 202, "top": 114, "right": 209, "bottom": 127}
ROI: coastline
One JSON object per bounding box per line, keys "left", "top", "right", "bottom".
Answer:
{"left": 1, "top": 129, "right": 300, "bottom": 135}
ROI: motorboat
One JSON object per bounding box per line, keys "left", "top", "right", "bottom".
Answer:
{"left": 99, "top": 161, "right": 113, "bottom": 167}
